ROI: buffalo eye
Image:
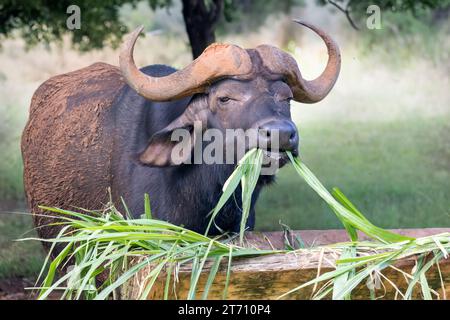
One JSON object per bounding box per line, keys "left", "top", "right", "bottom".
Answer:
{"left": 218, "top": 96, "right": 231, "bottom": 104}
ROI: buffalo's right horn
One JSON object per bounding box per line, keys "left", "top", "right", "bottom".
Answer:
{"left": 256, "top": 21, "right": 341, "bottom": 103}
{"left": 119, "top": 26, "right": 253, "bottom": 102}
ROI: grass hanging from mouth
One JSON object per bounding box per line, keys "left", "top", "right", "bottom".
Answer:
{"left": 205, "top": 148, "right": 263, "bottom": 244}
{"left": 286, "top": 152, "right": 413, "bottom": 244}
{"left": 21, "top": 149, "right": 449, "bottom": 300}
{"left": 22, "top": 204, "right": 281, "bottom": 300}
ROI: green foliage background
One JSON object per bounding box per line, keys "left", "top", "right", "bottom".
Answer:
{"left": 1, "top": 0, "right": 448, "bottom": 51}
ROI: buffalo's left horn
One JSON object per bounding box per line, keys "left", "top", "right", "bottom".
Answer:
{"left": 119, "top": 26, "right": 252, "bottom": 102}
{"left": 256, "top": 21, "right": 341, "bottom": 103}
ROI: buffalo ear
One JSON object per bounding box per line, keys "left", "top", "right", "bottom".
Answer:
{"left": 139, "top": 125, "right": 197, "bottom": 167}
{"left": 139, "top": 96, "right": 209, "bottom": 167}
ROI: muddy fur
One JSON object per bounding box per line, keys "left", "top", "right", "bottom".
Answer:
{"left": 22, "top": 63, "right": 123, "bottom": 244}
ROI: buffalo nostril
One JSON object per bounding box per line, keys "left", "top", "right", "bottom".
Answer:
{"left": 258, "top": 121, "right": 299, "bottom": 152}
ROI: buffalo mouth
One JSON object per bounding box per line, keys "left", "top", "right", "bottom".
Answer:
{"left": 262, "top": 148, "right": 298, "bottom": 167}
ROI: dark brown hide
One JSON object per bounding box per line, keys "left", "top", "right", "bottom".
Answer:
{"left": 21, "top": 62, "right": 125, "bottom": 242}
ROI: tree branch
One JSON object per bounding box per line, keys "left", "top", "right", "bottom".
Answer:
{"left": 327, "top": 0, "right": 359, "bottom": 30}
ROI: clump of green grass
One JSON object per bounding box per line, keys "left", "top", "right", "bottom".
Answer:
{"left": 279, "top": 232, "right": 449, "bottom": 300}
{"left": 284, "top": 152, "right": 449, "bottom": 300}
{"left": 24, "top": 205, "right": 280, "bottom": 300}
{"left": 21, "top": 149, "right": 273, "bottom": 300}
{"left": 21, "top": 149, "right": 449, "bottom": 300}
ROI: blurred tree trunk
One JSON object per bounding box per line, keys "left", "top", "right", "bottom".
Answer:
{"left": 182, "top": 0, "right": 224, "bottom": 59}
{"left": 432, "top": 5, "right": 450, "bottom": 25}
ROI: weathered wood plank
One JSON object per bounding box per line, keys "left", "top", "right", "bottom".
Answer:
{"left": 241, "top": 228, "right": 450, "bottom": 250}
{"left": 125, "top": 228, "right": 450, "bottom": 300}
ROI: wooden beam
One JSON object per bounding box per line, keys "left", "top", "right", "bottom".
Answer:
{"left": 124, "top": 228, "right": 450, "bottom": 300}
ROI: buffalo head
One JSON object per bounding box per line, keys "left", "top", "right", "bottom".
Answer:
{"left": 119, "top": 21, "right": 340, "bottom": 168}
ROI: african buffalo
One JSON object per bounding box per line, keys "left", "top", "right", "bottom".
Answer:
{"left": 21, "top": 21, "right": 340, "bottom": 243}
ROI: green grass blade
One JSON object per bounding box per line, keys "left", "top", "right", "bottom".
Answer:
{"left": 222, "top": 245, "right": 233, "bottom": 300}
{"left": 404, "top": 251, "right": 443, "bottom": 300}
{"left": 202, "top": 255, "right": 224, "bottom": 300}
{"left": 239, "top": 149, "right": 263, "bottom": 244}
{"left": 144, "top": 193, "right": 152, "bottom": 219}
{"left": 287, "top": 152, "right": 413, "bottom": 244}
{"left": 187, "top": 240, "right": 214, "bottom": 300}
{"left": 38, "top": 241, "right": 73, "bottom": 299}
{"left": 332, "top": 246, "right": 356, "bottom": 300}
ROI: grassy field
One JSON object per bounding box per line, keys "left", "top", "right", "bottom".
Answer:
{"left": 0, "top": 212, "right": 43, "bottom": 279}
{"left": 0, "top": 1, "right": 449, "bottom": 283}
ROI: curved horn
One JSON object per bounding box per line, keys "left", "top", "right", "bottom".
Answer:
{"left": 119, "top": 26, "right": 253, "bottom": 101}
{"left": 256, "top": 21, "right": 341, "bottom": 103}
